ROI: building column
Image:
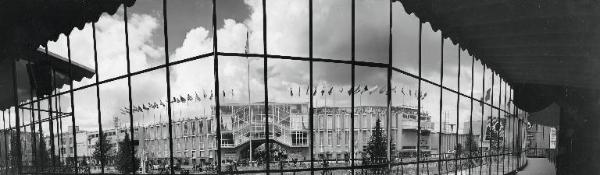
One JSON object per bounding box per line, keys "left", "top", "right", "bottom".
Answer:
{"left": 556, "top": 88, "right": 600, "bottom": 175}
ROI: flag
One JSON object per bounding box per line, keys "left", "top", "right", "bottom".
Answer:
{"left": 143, "top": 104, "right": 149, "bottom": 111}
{"left": 479, "top": 97, "right": 484, "bottom": 107}
{"left": 120, "top": 107, "right": 128, "bottom": 115}
{"left": 368, "top": 85, "right": 378, "bottom": 95}
{"left": 379, "top": 85, "right": 386, "bottom": 94}
{"left": 187, "top": 94, "right": 193, "bottom": 101}
{"left": 179, "top": 96, "right": 186, "bottom": 103}
{"left": 160, "top": 100, "right": 166, "bottom": 107}
{"left": 484, "top": 88, "right": 491, "bottom": 101}
{"left": 362, "top": 85, "right": 369, "bottom": 94}
{"left": 354, "top": 85, "right": 361, "bottom": 94}
{"left": 327, "top": 86, "right": 334, "bottom": 95}
{"left": 245, "top": 30, "right": 250, "bottom": 54}
{"left": 195, "top": 93, "right": 202, "bottom": 101}
{"left": 173, "top": 97, "right": 179, "bottom": 103}
{"left": 290, "top": 88, "right": 294, "bottom": 96}
{"left": 347, "top": 87, "right": 354, "bottom": 95}
{"left": 306, "top": 86, "right": 310, "bottom": 95}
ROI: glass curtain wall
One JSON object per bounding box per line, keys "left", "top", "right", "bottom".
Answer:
{"left": 2, "top": 0, "right": 530, "bottom": 175}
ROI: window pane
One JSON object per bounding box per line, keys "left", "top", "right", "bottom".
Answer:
{"left": 167, "top": 0, "right": 212, "bottom": 63}
{"left": 391, "top": 71, "right": 419, "bottom": 174}
{"left": 442, "top": 39, "right": 459, "bottom": 91}
{"left": 421, "top": 23, "right": 442, "bottom": 83}
{"left": 356, "top": 0, "right": 389, "bottom": 64}
{"left": 218, "top": 56, "right": 265, "bottom": 172}
{"left": 314, "top": 0, "right": 351, "bottom": 60}
{"left": 313, "top": 62, "right": 351, "bottom": 174}
{"left": 131, "top": 69, "right": 169, "bottom": 174}
{"left": 128, "top": 0, "right": 166, "bottom": 71}
{"left": 392, "top": 2, "right": 419, "bottom": 75}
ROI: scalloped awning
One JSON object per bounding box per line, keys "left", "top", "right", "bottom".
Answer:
{"left": 396, "top": 0, "right": 600, "bottom": 112}
{"left": 0, "top": 0, "right": 135, "bottom": 110}
{"left": 0, "top": 0, "right": 135, "bottom": 53}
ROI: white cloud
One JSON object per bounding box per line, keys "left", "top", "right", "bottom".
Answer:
{"left": 40, "top": 1, "right": 490, "bottom": 131}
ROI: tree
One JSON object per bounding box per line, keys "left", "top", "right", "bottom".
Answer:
{"left": 8, "top": 131, "right": 20, "bottom": 173}
{"left": 465, "top": 132, "right": 479, "bottom": 156}
{"left": 364, "top": 118, "right": 392, "bottom": 174}
{"left": 92, "top": 133, "right": 112, "bottom": 167}
{"left": 115, "top": 133, "right": 140, "bottom": 174}
{"left": 33, "top": 133, "right": 51, "bottom": 168}
{"left": 365, "top": 118, "right": 387, "bottom": 164}
{"left": 454, "top": 143, "right": 463, "bottom": 158}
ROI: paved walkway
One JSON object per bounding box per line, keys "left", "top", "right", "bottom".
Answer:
{"left": 517, "top": 158, "right": 555, "bottom": 175}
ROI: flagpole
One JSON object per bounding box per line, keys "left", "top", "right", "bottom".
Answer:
{"left": 245, "top": 29, "right": 253, "bottom": 163}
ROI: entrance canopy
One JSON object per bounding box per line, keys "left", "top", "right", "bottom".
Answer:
{"left": 397, "top": 0, "right": 600, "bottom": 112}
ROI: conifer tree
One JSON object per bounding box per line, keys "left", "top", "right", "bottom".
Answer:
{"left": 92, "top": 133, "right": 112, "bottom": 167}
{"left": 116, "top": 133, "right": 140, "bottom": 174}
{"left": 365, "top": 118, "right": 387, "bottom": 164}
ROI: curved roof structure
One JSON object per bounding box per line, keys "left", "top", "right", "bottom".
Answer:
{"left": 0, "top": 0, "right": 134, "bottom": 110}
{"left": 396, "top": 0, "right": 600, "bottom": 111}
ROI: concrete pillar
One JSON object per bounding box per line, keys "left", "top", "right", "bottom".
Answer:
{"left": 556, "top": 89, "right": 600, "bottom": 175}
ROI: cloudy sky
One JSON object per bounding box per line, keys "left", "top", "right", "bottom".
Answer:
{"left": 16, "top": 0, "right": 513, "bottom": 134}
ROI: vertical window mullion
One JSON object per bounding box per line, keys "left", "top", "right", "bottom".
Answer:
{"left": 67, "top": 34, "right": 78, "bottom": 171}
{"left": 308, "top": 0, "right": 315, "bottom": 174}
{"left": 45, "top": 45, "right": 57, "bottom": 168}
{"left": 497, "top": 77, "right": 502, "bottom": 175}
{"left": 480, "top": 65, "right": 485, "bottom": 175}
{"left": 469, "top": 55, "right": 474, "bottom": 175}
{"left": 438, "top": 36, "right": 444, "bottom": 175}
{"left": 350, "top": 0, "right": 356, "bottom": 173}
{"left": 29, "top": 75, "right": 37, "bottom": 167}
{"left": 454, "top": 46, "right": 460, "bottom": 175}
{"left": 417, "top": 19, "right": 422, "bottom": 174}
{"left": 91, "top": 22, "right": 105, "bottom": 173}
{"left": 489, "top": 71, "right": 494, "bottom": 175}
{"left": 210, "top": 0, "right": 223, "bottom": 173}
{"left": 123, "top": 5, "right": 137, "bottom": 174}
{"left": 162, "top": 1, "right": 176, "bottom": 174}
{"left": 261, "top": 0, "right": 270, "bottom": 173}
{"left": 386, "top": 0, "right": 393, "bottom": 169}
{"left": 11, "top": 53, "right": 22, "bottom": 173}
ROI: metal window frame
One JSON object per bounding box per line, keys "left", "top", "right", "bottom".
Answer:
{"left": 4, "top": 1, "right": 532, "bottom": 175}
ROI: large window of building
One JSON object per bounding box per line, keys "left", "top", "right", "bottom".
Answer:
{"left": 2, "top": 1, "right": 531, "bottom": 175}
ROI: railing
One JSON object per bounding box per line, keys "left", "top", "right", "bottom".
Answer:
{"left": 526, "top": 148, "right": 557, "bottom": 166}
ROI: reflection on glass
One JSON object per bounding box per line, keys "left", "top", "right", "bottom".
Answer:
{"left": 218, "top": 56, "right": 265, "bottom": 173}
{"left": 312, "top": 62, "right": 351, "bottom": 174}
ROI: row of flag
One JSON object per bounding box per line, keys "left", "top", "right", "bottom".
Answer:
{"left": 119, "top": 89, "right": 234, "bottom": 115}
{"left": 119, "top": 86, "right": 513, "bottom": 115}
{"left": 289, "top": 85, "right": 428, "bottom": 99}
